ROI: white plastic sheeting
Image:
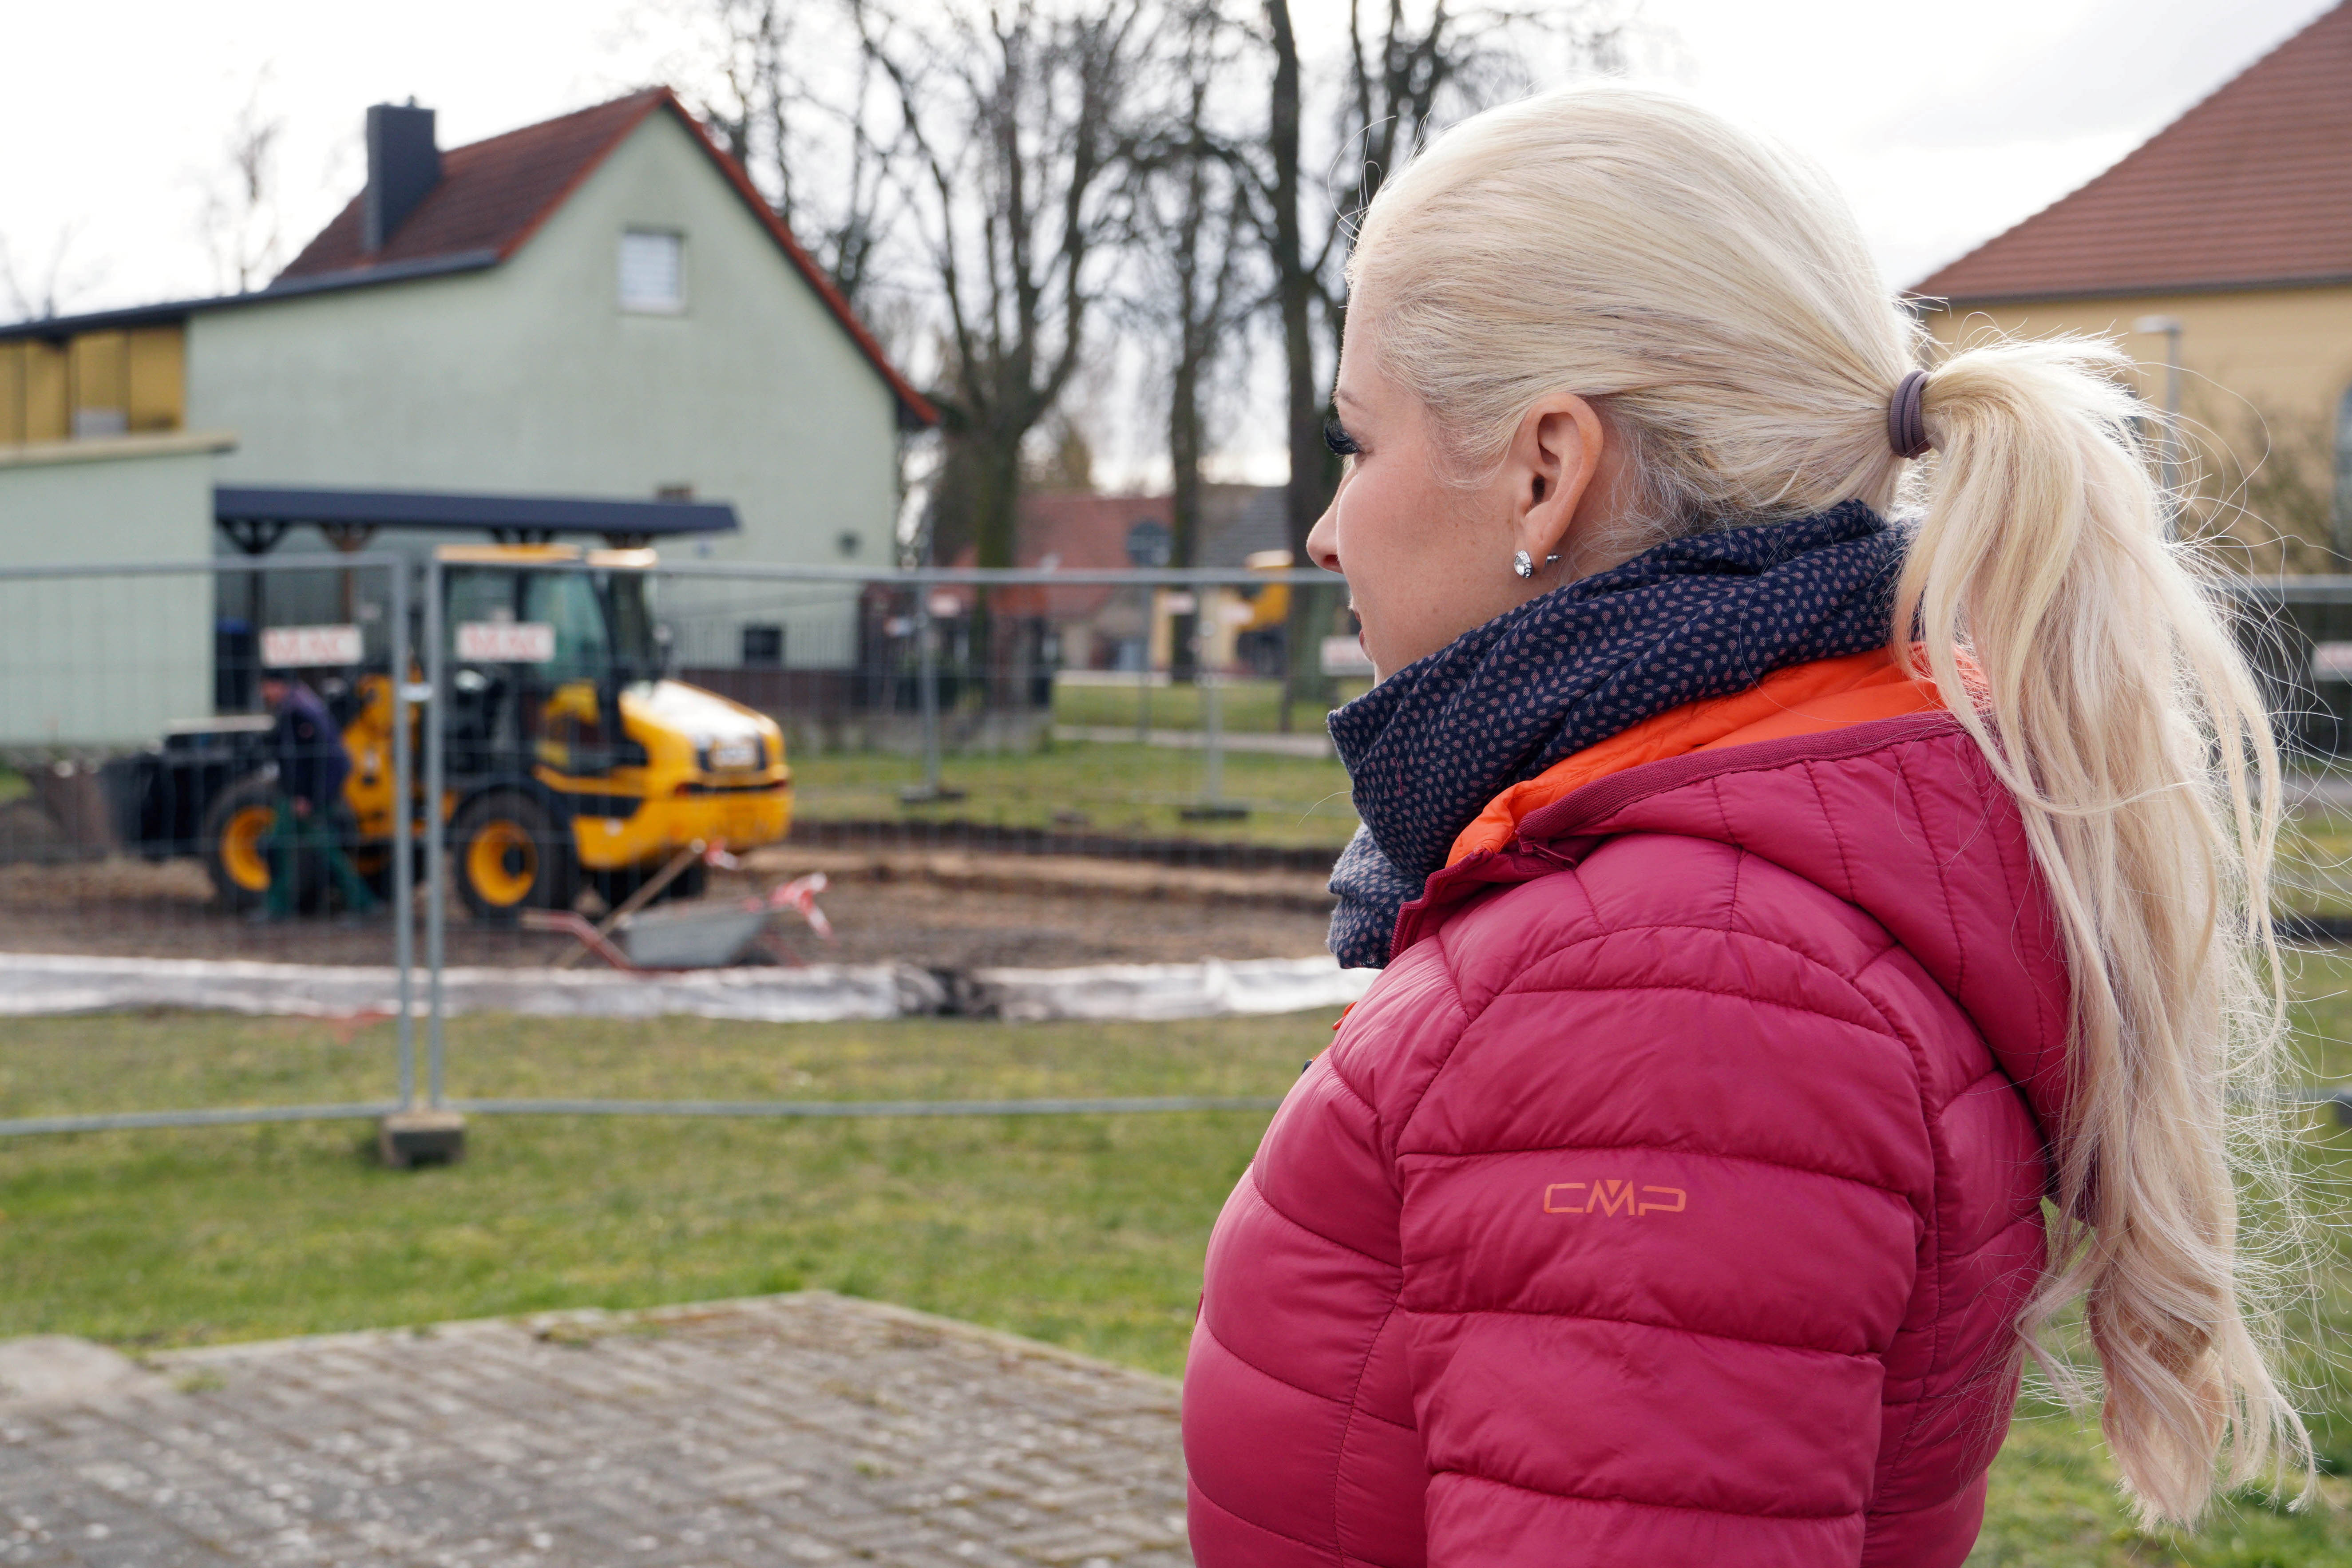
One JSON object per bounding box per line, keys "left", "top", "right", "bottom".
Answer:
{"left": 0, "top": 950, "right": 1370, "bottom": 1023}
{"left": 962, "top": 956, "right": 1374, "bottom": 1022}
{"left": 0, "top": 953, "right": 929, "bottom": 1024}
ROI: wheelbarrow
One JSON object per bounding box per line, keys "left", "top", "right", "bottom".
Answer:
{"left": 520, "top": 841, "right": 831, "bottom": 971}
{"left": 614, "top": 899, "right": 776, "bottom": 968}
{"left": 617, "top": 875, "right": 831, "bottom": 967}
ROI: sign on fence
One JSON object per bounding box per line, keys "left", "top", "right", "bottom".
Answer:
{"left": 260, "top": 624, "right": 364, "bottom": 668}
{"left": 455, "top": 621, "right": 557, "bottom": 662}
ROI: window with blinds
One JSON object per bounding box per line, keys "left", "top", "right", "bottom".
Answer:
{"left": 618, "top": 230, "right": 685, "bottom": 314}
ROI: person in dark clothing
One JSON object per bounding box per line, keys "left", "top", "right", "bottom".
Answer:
{"left": 257, "top": 673, "right": 377, "bottom": 919}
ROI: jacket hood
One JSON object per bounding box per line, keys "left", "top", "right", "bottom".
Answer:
{"left": 1396, "top": 711, "right": 2076, "bottom": 1154}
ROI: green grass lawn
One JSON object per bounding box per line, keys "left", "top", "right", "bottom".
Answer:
{"left": 789, "top": 738, "right": 1361, "bottom": 848}
{"left": 0, "top": 1011, "right": 1317, "bottom": 1368}
{"left": 2, "top": 980, "right": 2348, "bottom": 1562}
{"left": 1051, "top": 675, "right": 1372, "bottom": 735}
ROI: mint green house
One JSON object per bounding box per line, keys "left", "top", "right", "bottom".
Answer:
{"left": 0, "top": 91, "right": 934, "bottom": 744}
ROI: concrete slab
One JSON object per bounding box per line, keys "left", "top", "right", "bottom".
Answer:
{"left": 0, "top": 1294, "right": 1190, "bottom": 1566}
{"left": 0, "top": 1338, "right": 169, "bottom": 1408}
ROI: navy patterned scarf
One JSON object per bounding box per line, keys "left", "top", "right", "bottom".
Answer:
{"left": 1325, "top": 502, "right": 1906, "bottom": 968}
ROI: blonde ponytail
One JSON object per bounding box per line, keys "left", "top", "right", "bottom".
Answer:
{"left": 1347, "top": 80, "right": 2313, "bottom": 1525}
{"left": 1900, "top": 338, "right": 2310, "bottom": 1523}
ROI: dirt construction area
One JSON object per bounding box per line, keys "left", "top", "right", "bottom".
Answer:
{"left": 0, "top": 848, "right": 1336, "bottom": 971}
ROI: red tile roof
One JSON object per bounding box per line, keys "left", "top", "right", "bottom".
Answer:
{"left": 278, "top": 89, "right": 936, "bottom": 425}
{"left": 1910, "top": 1, "right": 2352, "bottom": 302}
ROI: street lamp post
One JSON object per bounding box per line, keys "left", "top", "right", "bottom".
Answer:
{"left": 2134, "top": 314, "right": 2184, "bottom": 529}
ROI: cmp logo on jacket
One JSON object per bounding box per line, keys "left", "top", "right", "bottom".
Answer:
{"left": 1542, "top": 1180, "right": 1685, "bottom": 1216}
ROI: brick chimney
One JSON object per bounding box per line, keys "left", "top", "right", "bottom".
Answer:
{"left": 362, "top": 102, "right": 440, "bottom": 252}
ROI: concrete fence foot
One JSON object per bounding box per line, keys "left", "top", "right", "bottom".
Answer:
{"left": 378, "top": 1109, "right": 467, "bottom": 1168}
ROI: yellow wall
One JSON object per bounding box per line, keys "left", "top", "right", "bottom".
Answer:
{"left": 126, "top": 325, "right": 185, "bottom": 432}
{"left": 0, "top": 341, "right": 71, "bottom": 443}
{"left": 26, "top": 341, "right": 68, "bottom": 441}
{"left": 0, "top": 323, "right": 183, "bottom": 445}
{"left": 1922, "top": 284, "right": 2352, "bottom": 562}
{"left": 67, "top": 330, "right": 128, "bottom": 432}
{"left": 1922, "top": 284, "right": 2352, "bottom": 422}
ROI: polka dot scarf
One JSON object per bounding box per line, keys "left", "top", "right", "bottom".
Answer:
{"left": 1325, "top": 502, "right": 1906, "bottom": 968}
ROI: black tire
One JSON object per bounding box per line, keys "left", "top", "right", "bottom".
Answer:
{"left": 201, "top": 775, "right": 297, "bottom": 913}
{"left": 451, "top": 788, "right": 576, "bottom": 922}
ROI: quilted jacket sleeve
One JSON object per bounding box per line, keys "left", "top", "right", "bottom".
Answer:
{"left": 1372, "top": 874, "right": 1938, "bottom": 1567}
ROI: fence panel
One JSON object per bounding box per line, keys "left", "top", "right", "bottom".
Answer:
{"left": 395, "top": 554, "right": 1365, "bottom": 1122}
{"left": 0, "top": 553, "right": 418, "bottom": 1136}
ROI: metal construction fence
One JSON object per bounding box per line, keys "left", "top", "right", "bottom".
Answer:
{"left": 1, "top": 550, "right": 425, "bottom": 1138}
{"left": 15, "top": 552, "right": 2352, "bottom": 1144}
{"left": 0, "top": 552, "right": 1371, "bottom": 1144}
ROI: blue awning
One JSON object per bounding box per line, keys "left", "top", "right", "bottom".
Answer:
{"left": 213, "top": 484, "right": 739, "bottom": 544}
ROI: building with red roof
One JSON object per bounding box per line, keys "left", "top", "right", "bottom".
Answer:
{"left": 1911, "top": 0, "right": 2352, "bottom": 561}
{"left": 0, "top": 91, "right": 936, "bottom": 736}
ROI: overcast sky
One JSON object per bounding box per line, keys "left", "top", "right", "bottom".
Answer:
{"left": 0, "top": 0, "right": 2335, "bottom": 475}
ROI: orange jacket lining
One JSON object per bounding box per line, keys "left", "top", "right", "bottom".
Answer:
{"left": 1446, "top": 647, "right": 1950, "bottom": 866}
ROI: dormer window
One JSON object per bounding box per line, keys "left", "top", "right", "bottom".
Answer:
{"left": 618, "top": 230, "right": 685, "bottom": 314}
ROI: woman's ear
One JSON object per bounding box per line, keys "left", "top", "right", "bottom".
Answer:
{"left": 1510, "top": 394, "right": 1606, "bottom": 573}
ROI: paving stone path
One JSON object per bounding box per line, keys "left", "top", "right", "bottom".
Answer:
{"left": 0, "top": 1294, "right": 1192, "bottom": 1568}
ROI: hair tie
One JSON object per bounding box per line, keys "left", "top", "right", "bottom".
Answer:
{"left": 1886, "top": 370, "right": 1931, "bottom": 460}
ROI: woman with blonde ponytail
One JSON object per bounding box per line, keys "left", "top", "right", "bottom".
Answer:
{"left": 1182, "top": 82, "right": 2308, "bottom": 1566}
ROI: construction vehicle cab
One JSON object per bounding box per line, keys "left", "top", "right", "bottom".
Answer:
{"left": 434, "top": 543, "right": 790, "bottom": 918}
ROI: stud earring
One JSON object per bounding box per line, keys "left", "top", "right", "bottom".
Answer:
{"left": 1513, "top": 550, "right": 1534, "bottom": 578}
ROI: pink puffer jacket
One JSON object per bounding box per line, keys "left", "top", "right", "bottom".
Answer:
{"left": 1185, "top": 713, "right": 2071, "bottom": 1568}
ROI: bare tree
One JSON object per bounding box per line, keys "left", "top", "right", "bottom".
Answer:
{"left": 1333, "top": 0, "right": 1633, "bottom": 230}
{"left": 1241, "top": 0, "right": 1640, "bottom": 725}
{"left": 862, "top": 0, "right": 1151, "bottom": 571}
{"left": 676, "top": 0, "right": 901, "bottom": 309}
{"left": 200, "top": 79, "right": 287, "bottom": 294}
{"left": 0, "top": 223, "right": 106, "bottom": 322}
{"left": 1122, "top": 3, "right": 1255, "bottom": 678}
{"left": 1255, "top": 0, "right": 1330, "bottom": 724}
{"left": 691, "top": 0, "right": 791, "bottom": 192}
{"left": 646, "top": 0, "right": 1645, "bottom": 673}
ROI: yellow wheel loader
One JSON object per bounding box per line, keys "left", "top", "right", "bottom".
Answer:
{"left": 432, "top": 544, "right": 790, "bottom": 919}
{"left": 115, "top": 544, "right": 792, "bottom": 921}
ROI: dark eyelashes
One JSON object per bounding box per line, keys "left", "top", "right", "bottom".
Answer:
{"left": 1323, "top": 415, "right": 1361, "bottom": 457}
